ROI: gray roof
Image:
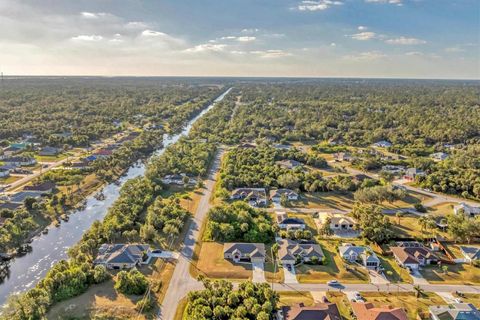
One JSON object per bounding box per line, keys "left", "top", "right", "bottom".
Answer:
{"left": 278, "top": 239, "right": 323, "bottom": 262}
{"left": 9, "top": 191, "right": 43, "bottom": 203}
{"left": 224, "top": 243, "right": 266, "bottom": 258}
{"left": 429, "top": 304, "right": 480, "bottom": 320}
{"left": 339, "top": 245, "right": 366, "bottom": 257}
{"left": 460, "top": 246, "right": 480, "bottom": 260}
{"left": 94, "top": 244, "right": 149, "bottom": 265}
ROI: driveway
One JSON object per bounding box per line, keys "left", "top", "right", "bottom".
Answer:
{"left": 369, "top": 270, "right": 390, "bottom": 284}
{"left": 252, "top": 262, "right": 266, "bottom": 283}
{"left": 411, "top": 270, "right": 430, "bottom": 285}
{"left": 437, "top": 292, "right": 458, "bottom": 304}
{"left": 149, "top": 251, "right": 179, "bottom": 259}
{"left": 282, "top": 264, "right": 298, "bottom": 284}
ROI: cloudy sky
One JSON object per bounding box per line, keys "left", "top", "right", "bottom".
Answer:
{"left": 1, "top": 0, "right": 479, "bottom": 78}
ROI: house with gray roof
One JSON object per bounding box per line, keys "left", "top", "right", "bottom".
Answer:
{"left": 278, "top": 239, "right": 324, "bottom": 265}
{"left": 223, "top": 243, "right": 266, "bottom": 264}
{"left": 270, "top": 189, "right": 299, "bottom": 203}
{"left": 338, "top": 244, "right": 380, "bottom": 270}
{"left": 429, "top": 303, "right": 480, "bottom": 320}
{"left": 460, "top": 246, "right": 480, "bottom": 263}
{"left": 231, "top": 188, "right": 267, "bottom": 207}
{"left": 276, "top": 212, "right": 305, "bottom": 230}
{"left": 94, "top": 243, "right": 150, "bottom": 269}
{"left": 9, "top": 191, "right": 43, "bottom": 204}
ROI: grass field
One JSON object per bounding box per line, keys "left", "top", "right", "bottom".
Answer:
{"left": 326, "top": 292, "right": 353, "bottom": 319}
{"left": 0, "top": 175, "right": 22, "bottom": 184}
{"left": 35, "top": 153, "right": 70, "bottom": 162}
{"left": 290, "top": 191, "right": 355, "bottom": 210}
{"left": 173, "top": 298, "right": 188, "bottom": 320}
{"left": 420, "top": 263, "right": 480, "bottom": 284}
{"left": 453, "top": 293, "right": 480, "bottom": 306}
{"left": 278, "top": 291, "right": 315, "bottom": 306}
{"left": 381, "top": 191, "right": 432, "bottom": 210}
{"left": 377, "top": 255, "right": 412, "bottom": 283}
{"left": 360, "top": 292, "right": 444, "bottom": 320}
{"left": 296, "top": 239, "right": 369, "bottom": 284}
{"left": 46, "top": 279, "right": 147, "bottom": 320}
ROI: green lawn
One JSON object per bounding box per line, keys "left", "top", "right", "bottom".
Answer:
{"left": 0, "top": 175, "right": 22, "bottom": 184}
{"left": 420, "top": 263, "right": 480, "bottom": 285}
{"left": 296, "top": 239, "right": 369, "bottom": 284}
{"left": 289, "top": 191, "right": 355, "bottom": 210}
{"left": 378, "top": 255, "right": 412, "bottom": 284}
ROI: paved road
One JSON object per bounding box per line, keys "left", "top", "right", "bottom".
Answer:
{"left": 157, "top": 149, "right": 223, "bottom": 320}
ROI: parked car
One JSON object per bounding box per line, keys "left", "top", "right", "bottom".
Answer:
{"left": 327, "top": 280, "right": 340, "bottom": 286}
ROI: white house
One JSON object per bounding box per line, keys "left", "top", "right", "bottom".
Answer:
{"left": 3, "top": 156, "right": 37, "bottom": 167}
{"left": 430, "top": 152, "right": 448, "bottom": 161}
{"left": 270, "top": 189, "right": 299, "bottom": 203}
{"left": 372, "top": 140, "right": 392, "bottom": 148}
{"left": 454, "top": 203, "right": 480, "bottom": 218}
{"left": 338, "top": 244, "right": 381, "bottom": 270}
{"left": 316, "top": 212, "right": 358, "bottom": 234}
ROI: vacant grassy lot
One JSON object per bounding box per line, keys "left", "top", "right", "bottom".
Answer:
{"left": 0, "top": 175, "right": 22, "bottom": 184}
{"left": 429, "top": 202, "right": 456, "bottom": 216}
{"left": 377, "top": 255, "right": 412, "bottom": 283}
{"left": 360, "top": 292, "right": 444, "bottom": 320}
{"left": 296, "top": 239, "right": 369, "bottom": 284}
{"left": 453, "top": 293, "right": 480, "bottom": 306}
{"left": 46, "top": 279, "right": 146, "bottom": 320}
{"left": 381, "top": 190, "right": 432, "bottom": 210}
{"left": 290, "top": 191, "right": 355, "bottom": 210}
{"left": 387, "top": 213, "right": 448, "bottom": 239}
{"left": 35, "top": 153, "right": 70, "bottom": 162}
{"left": 278, "top": 291, "right": 315, "bottom": 306}
{"left": 420, "top": 263, "right": 480, "bottom": 284}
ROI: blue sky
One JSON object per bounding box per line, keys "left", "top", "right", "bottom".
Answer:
{"left": 0, "top": 0, "right": 478, "bottom": 78}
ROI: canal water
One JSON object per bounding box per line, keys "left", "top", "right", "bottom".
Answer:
{"left": 0, "top": 88, "right": 232, "bottom": 305}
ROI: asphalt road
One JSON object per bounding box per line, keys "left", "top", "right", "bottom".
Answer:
{"left": 157, "top": 149, "right": 223, "bottom": 320}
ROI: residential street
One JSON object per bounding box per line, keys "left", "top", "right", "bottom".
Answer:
{"left": 157, "top": 149, "right": 480, "bottom": 320}
{"left": 157, "top": 149, "right": 223, "bottom": 320}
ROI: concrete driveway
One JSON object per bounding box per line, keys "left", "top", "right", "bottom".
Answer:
{"left": 282, "top": 264, "right": 298, "bottom": 284}
{"left": 252, "top": 262, "right": 266, "bottom": 283}
{"left": 369, "top": 270, "right": 390, "bottom": 284}
{"left": 411, "top": 270, "right": 430, "bottom": 285}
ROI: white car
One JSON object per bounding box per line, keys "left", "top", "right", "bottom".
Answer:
{"left": 327, "top": 280, "right": 340, "bottom": 286}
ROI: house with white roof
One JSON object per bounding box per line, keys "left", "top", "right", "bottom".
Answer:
{"left": 315, "top": 212, "right": 358, "bottom": 236}
{"left": 429, "top": 303, "right": 480, "bottom": 320}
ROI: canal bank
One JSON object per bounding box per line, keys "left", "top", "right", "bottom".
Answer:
{"left": 0, "top": 87, "right": 232, "bottom": 306}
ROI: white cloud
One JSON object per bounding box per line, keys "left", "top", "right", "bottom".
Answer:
{"left": 125, "top": 21, "right": 149, "bottom": 29}
{"left": 241, "top": 28, "right": 259, "bottom": 34}
{"left": 358, "top": 26, "right": 368, "bottom": 31}
{"left": 343, "top": 51, "right": 386, "bottom": 61}
{"left": 220, "top": 36, "right": 237, "bottom": 40}
{"left": 385, "top": 36, "right": 426, "bottom": 45}
{"left": 71, "top": 35, "right": 103, "bottom": 41}
{"left": 80, "top": 12, "right": 108, "bottom": 19}
{"left": 297, "top": 0, "right": 343, "bottom": 11}
{"left": 330, "top": 42, "right": 336, "bottom": 47}
{"left": 237, "top": 36, "right": 256, "bottom": 42}
{"left": 141, "top": 29, "right": 168, "bottom": 37}
{"left": 444, "top": 46, "right": 465, "bottom": 53}
{"left": 365, "top": 0, "right": 402, "bottom": 5}
{"left": 251, "top": 49, "right": 291, "bottom": 58}
{"left": 185, "top": 43, "right": 227, "bottom": 53}
{"left": 349, "top": 31, "right": 377, "bottom": 40}
{"left": 405, "top": 51, "right": 423, "bottom": 56}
